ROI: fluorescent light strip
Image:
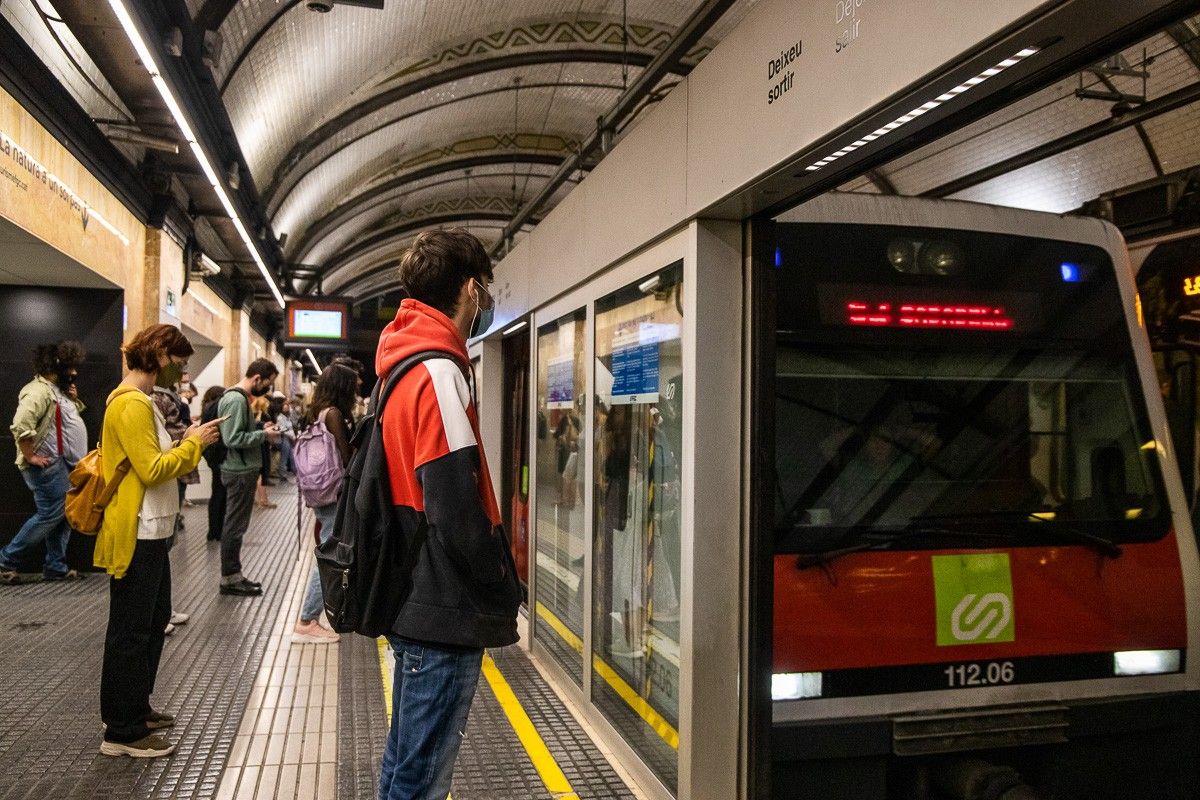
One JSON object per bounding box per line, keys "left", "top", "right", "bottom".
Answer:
{"left": 502, "top": 320, "right": 528, "bottom": 335}
{"left": 305, "top": 348, "right": 322, "bottom": 373}
{"left": 105, "top": 0, "right": 286, "bottom": 309}
{"left": 804, "top": 45, "right": 1039, "bottom": 173}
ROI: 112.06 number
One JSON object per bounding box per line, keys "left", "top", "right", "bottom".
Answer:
{"left": 944, "top": 661, "right": 1015, "bottom": 688}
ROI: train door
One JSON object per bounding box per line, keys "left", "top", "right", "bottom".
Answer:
{"left": 501, "top": 324, "right": 531, "bottom": 589}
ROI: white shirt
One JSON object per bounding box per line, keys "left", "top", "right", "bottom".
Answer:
{"left": 35, "top": 387, "right": 89, "bottom": 466}
{"left": 137, "top": 404, "right": 180, "bottom": 540}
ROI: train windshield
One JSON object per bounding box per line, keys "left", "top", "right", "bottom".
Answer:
{"left": 773, "top": 221, "right": 1171, "bottom": 551}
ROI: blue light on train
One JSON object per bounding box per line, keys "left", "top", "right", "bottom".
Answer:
{"left": 775, "top": 247, "right": 783, "bottom": 268}
{"left": 1060, "top": 262, "right": 1081, "bottom": 282}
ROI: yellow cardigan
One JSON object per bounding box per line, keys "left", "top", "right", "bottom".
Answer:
{"left": 93, "top": 385, "right": 204, "bottom": 578}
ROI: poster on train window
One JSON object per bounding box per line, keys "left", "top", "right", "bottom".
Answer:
{"left": 610, "top": 320, "right": 675, "bottom": 405}
{"left": 546, "top": 354, "right": 575, "bottom": 409}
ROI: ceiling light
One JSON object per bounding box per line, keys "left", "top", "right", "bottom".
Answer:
{"left": 105, "top": 0, "right": 286, "bottom": 309}
{"left": 305, "top": 348, "right": 322, "bottom": 373}
{"left": 502, "top": 320, "right": 528, "bottom": 335}
{"left": 804, "top": 45, "right": 1040, "bottom": 173}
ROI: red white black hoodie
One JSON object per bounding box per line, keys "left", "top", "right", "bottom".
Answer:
{"left": 376, "top": 298, "right": 521, "bottom": 649}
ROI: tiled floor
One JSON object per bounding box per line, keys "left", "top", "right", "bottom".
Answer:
{"left": 1, "top": 479, "right": 645, "bottom": 799}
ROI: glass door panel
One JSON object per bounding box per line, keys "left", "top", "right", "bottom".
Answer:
{"left": 593, "top": 262, "right": 684, "bottom": 793}
{"left": 534, "top": 309, "right": 587, "bottom": 684}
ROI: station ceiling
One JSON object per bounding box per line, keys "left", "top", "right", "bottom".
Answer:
{"left": 6, "top": 2, "right": 1200, "bottom": 311}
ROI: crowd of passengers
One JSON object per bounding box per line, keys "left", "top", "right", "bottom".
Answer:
{"left": 0, "top": 229, "right": 517, "bottom": 800}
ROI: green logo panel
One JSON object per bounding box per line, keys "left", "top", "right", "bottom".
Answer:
{"left": 932, "top": 553, "right": 1015, "bottom": 646}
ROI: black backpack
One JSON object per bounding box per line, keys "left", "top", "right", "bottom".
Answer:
{"left": 315, "top": 350, "right": 458, "bottom": 636}
{"left": 201, "top": 397, "right": 228, "bottom": 468}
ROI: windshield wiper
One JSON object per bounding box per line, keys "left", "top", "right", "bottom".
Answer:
{"left": 795, "top": 527, "right": 1009, "bottom": 570}
{"left": 909, "top": 511, "right": 1123, "bottom": 559}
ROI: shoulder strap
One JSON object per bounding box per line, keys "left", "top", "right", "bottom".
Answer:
{"left": 96, "top": 458, "right": 132, "bottom": 506}
{"left": 374, "top": 350, "right": 463, "bottom": 428}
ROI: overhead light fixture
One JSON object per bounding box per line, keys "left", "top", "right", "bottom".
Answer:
{"left": 103, "top": 127, "right": 180, "bottom": 153}
{"left": 305, "top": 348, "right": 322, "bottom": 373}
{"left": 502, "top": 320, "right": 527, "bottom": 335}
{"left": 638, "top": 275, "right": 663, "bottom": 294}
{"left": 105, "top": 0, "right": 286, "bottom": 309}
{"left": 804, "top": 46, "right": 1040, "bottom": 173}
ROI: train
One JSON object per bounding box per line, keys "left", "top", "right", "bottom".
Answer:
{"left": 763, "top": 194, "right": 1200, "bottom": 799}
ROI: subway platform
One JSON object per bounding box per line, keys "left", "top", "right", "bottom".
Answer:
{"left": 0, "top": 483, "right": 641, "bottom": 800}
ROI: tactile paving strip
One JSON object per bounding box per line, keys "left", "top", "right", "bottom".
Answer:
{"left": 0, "top": 484, "right": 306, "bottom": 800}
{"left": 335, "top": 632, "right": 388, "bottom": 798}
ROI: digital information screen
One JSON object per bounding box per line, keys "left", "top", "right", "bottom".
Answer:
{"left": 816, "top": 284, "right": 1040, "bottom": 332}
{"left": 293, "top": 309, "right": 344, "bottom": 338}
{"left": 285, "top": 299, "right": 349, "bottom": 344}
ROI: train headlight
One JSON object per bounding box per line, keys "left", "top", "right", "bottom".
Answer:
{"left": 772, "top": 672, "right": 823, "bottom": 700}
{"left": 1113, "top": 649, "right": 1182, "bottom": 676}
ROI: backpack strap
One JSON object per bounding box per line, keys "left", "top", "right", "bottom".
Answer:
{"left": 372, "top": 350, "right": 460, "bottom": 429}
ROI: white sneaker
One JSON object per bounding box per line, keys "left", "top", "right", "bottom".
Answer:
{"left": 163, "top": 623, "right": 176, "bottom": 636}
{"left": 292, "top": 620, "right": 339, "bottom": 644}
{"left": 169, "top": 611, "right": 189, "bottom": 625}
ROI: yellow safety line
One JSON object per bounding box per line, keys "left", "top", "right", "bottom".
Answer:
{"left": 535, "top": 602, "right": 680, "bottom": 751}
{"left": 377, "top": 637, "right": 394, "bottom": 718}
{"left": 481, "top": 654, "right": 580, "bottom": 799}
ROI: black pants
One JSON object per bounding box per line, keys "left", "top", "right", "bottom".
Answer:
{"left": 220, "top": 471, "right": 258, "bottom": 579}
{"left": 100, "top": 538, "right": 171, "bottom": 743}
{"left": 207, "top": 466, "right": 226, "bottom": 540}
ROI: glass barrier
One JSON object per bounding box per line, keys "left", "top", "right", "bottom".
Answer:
{"left": 534, "top": 309, "right": 587, "bottom": 684}
{"left": 593, "top": 262, "right": 684, "bottom": 792}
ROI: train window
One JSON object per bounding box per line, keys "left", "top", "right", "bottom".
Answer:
{"left": 772, "top": 224, "right": 1170, "bottom": 552}
{"left": 533, "top": 308, "right": 587, "bottom": 686}
{"left": 593, "top": 262, "right": 683, "bottom": 791}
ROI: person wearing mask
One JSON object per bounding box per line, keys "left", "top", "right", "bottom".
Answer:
{"left": 271, "top": 395, "right": 296, "bottom": 481}
{"left": 375, "top": 228, "right": 520, "bottom": 799}
{"left": 95, "top": 324, "right": 221, "bottom": 757}
{"left": 217, "top": 360, "right": 281, "bottom": 596}
{"left": 292, "top": 364, "right": 356, "bottom": 644}
{"left": 199, "top": 386, "right": 227, "bottom": 542}
{"left": 1, "top": 341, "right": 88, "bottom": 584}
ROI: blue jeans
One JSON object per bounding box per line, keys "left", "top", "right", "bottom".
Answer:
{"left": 378, "top": 637, "right": 483, "bottom": 800}
{"left": 0, "top": 460, "right": 71, "bottom": 576}
{"left": 299, "top": 504, "right": 337, "bottom": 621}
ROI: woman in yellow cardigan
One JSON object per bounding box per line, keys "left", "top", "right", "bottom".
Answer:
{"left": 96, "top": 324, "right": 221, "bottom": 759}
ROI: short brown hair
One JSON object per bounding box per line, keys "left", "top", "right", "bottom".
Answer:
{"left": 245, "top": 358, "right": 279, "bottom": 380}
{"left": 123, "top": 324, "right": 193, "bottom": 372}
{"left": 398, "top": 228, "right": 493, "bottom": 317}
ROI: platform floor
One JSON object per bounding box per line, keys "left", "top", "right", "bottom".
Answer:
{"left": 0, "top": 481, "right": 641, "bottom": 799}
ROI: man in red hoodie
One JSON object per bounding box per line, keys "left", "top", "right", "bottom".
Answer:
{"left": 375, "top": 228, "right": 521, "bottom": 800}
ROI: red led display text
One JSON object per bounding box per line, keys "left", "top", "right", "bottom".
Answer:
{"left": 846, "top": 301, "right": 1014, "bottom": 330}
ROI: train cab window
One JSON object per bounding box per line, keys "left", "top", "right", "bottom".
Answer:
{"left": 593, "top": 262, "right": 683, "bottom": 791}
{"left": 533, "top": 309, "right": 587, "bottom": 685}
{"left": 772, "top": 222, "right": 1170, "bottom": 553}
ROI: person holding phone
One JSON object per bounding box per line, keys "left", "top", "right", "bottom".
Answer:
{"left": 216, "top": 359, "right": 281, "bottom": 596}
{"left": 94, "top": 324, "right": 221, "bottom": 758}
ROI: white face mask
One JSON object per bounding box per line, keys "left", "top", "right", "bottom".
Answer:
{"left": 470, "top": 279, "right": 495, "bottom": 337}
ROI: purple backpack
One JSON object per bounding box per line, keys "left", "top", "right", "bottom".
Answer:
{"left": 295, "top": 409, "right": 343, "bottom": 508}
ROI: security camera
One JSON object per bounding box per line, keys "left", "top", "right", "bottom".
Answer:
{"left": 306, "top": 1, "right": 333, "bottom": 11}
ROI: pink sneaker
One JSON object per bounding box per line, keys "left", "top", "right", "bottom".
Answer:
{"left": 293, "top": 620, "right": 339, "bottom": 644}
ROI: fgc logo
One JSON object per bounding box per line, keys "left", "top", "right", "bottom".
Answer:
{"left": 933, "top": 554, "right": 1016, "bottom": 646}
{"left": 949, "top": 592, "right": 1013, "bottom": 642}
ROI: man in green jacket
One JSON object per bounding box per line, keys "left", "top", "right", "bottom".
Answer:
{"left": 1, "top": 341, "right": 87, "bottom": 584}
{"left": 217, "top": 359, "right": 280, "bottom": 596}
